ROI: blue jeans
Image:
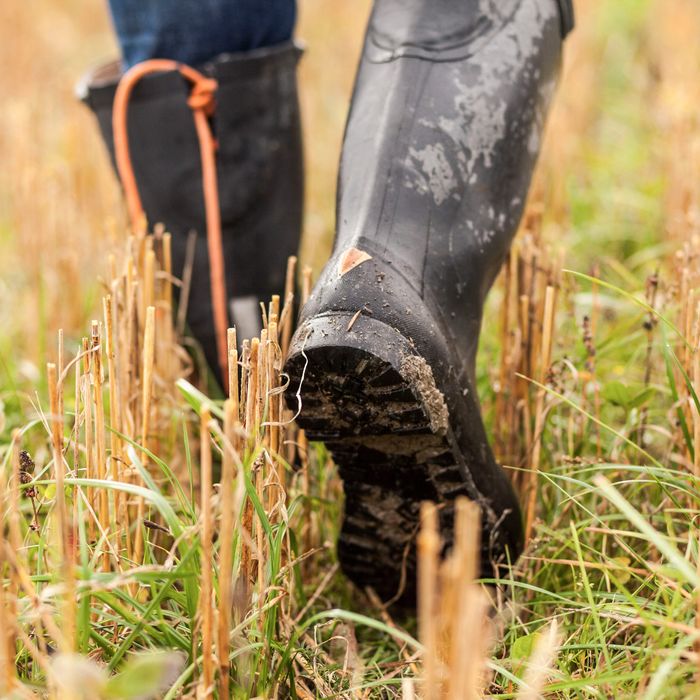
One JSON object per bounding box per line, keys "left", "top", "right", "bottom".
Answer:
{"left": 108, "top": 0, "right": 297, "bottom": 69}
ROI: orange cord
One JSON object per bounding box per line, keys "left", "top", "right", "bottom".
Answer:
{"left": 112, "top": 59, "right": 230, "bottom": 390}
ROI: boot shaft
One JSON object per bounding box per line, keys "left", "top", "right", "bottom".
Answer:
{"left": 79, "top": 42, "right": 304, "bottom": 377}
{"left": 336, "top": 0, "right": 565, "bottom": 325}
{"left": 285, "top": 0, "right": 573, "bottom": 595}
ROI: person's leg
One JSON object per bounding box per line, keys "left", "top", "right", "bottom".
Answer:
{"left": 108, "top": 0, "right": 296, "bottom": 68}
{"left": 285, "top": 0, "right": 573, "bottom": 603}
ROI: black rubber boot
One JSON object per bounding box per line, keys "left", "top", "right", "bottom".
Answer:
{"left": 79, "top": 42, "right": 304, "bottom": 385}
{"left": 285, "top": 0, "right": 572, "bottom": 603}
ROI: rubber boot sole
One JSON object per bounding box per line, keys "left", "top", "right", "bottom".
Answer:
{"left": 285, "top": 312, "right": 475, "bottom": 604}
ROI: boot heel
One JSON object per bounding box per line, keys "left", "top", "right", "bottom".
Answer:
{"left": 286, "top": 312, "right": 469, "bottom": 604}
{"left": 286, "top": 311, "right": 448, "bottom": 440}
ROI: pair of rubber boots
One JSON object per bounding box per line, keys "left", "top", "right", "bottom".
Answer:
{"left": 82, "top": 0, "right": 573, "bottom": 603}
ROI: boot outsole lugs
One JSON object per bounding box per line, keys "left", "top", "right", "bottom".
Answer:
{"left": 286, "top": 312, "right": 493, "bottom": 604}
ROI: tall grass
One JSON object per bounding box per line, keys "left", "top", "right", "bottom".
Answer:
{"left": 3, "top": 0, "right": 700, "bottom": 697}
{"left": 0, "top": 230, "right": 340, "bottom": 697}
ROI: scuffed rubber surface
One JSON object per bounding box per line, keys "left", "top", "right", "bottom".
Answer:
{"left": 287, "top": 320, "right": 485, "bottom": 605}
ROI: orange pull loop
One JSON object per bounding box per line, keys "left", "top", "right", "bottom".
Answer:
{"left": 113, "top": 60, "right": 230, "bottom": 389}
{"left": 187, "top": 77, "right": 218, "bottom": 114}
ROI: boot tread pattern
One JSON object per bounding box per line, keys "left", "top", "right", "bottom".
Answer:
{"left": 286, "top": 343, "right": 469, "bottom": 604}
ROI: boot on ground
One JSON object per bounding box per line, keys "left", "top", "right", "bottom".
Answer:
{"left": 285, "top": 0, "right": 572, "bottom": 603}
{"left": 80, "top": 42, "right": 304, "bottom": 386}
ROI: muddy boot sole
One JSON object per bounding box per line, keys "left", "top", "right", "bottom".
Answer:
{"left": 285, "top": 312, "right": 477, "bottom": 604}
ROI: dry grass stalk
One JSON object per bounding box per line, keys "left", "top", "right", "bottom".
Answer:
{"left": 0, "top": 585, "right": 13, "bottom": 695}
{"left": 240, "top": 337, "right": 260, "bottom": 584}
{"left": 47, "top": 362, "right": 76, "bottom": 653}
{"left": 418, "top": 498, "right": 492, "bottom": 699}
{"left": 281, "top": 255, "right": 298, "bottom": 358}
{"left": 417, "top": 502, "right": 440, "bottom": 700}
{"left": 301, "top": 265, "right": 313, "bottom": 304}
{"left": 695, "top": 527, "right": 700, "bottom": 685}
{"left": 445, "top": 500, "right": 487, "bottom": 700}
{"left": 239, "top": 340, "right": 251, "bottom": 424}
{"left": 269, "top": 294, "right": 280, "bottom": 328}
{"left": 159, "top": 232, "right": 174, "bottom": 377}
{"left": 581, "top": 265, "right": 602, "bottom": 459}
{"left": 198, "top": 407, "right": 215, "bottom": 697}
{"left": 693, "top": 304, "right": 700, "bottom": 480}
{"left": 3, "top": 216, "right": 311, "bottom": 693}
{"left": 245, "top": 338, "right": 260, "bottom": 440}
{"left": 0, "top": 447, "right": 17, "bottom": 694}
{"left": 57, "top": 329, "right": 64, "bottom": 419}
{"left": 103, "top": 295, "right": 122, "bottom": 521}
{"left": 257, "top": 329, "right": 267, "bottom": 431}
{"left": 255, "top": 330, "right": 267, "bottom": 588}
{"left": 144, "top": 249, "right": 156, "bottom": 321}
{"left": 267, "top": 321, "right": 284, "bottom": 495}
{"left": 81, "top": 336, "right": 96, "bottom": 542}
{"left": 494, "top": 224, "right": 562, "bottom": 503}
{"left": 217, "top": 399, "right": 238, "bottom": 698}
{"left": 7, "top": 436, "right": 22, "bottom": 557}
{"left": 91, "top": 321, "right": 110, "bottom": 570}
{"left": 517, "top": 620, "right": 560, "bottom": 700}
{"left": 133, "top": 305, "right": 156, "bottom": 565}
{"left": 525, "top": 285, "right": 556, "bottom": 541}
{"left": 227, "top": 327, "right": 239, "bottom": 410}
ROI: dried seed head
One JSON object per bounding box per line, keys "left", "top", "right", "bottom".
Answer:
{"left": 19, "top": 449, "right": 35, "bottom": 472}
{"left": 18, "top": 451, "right": 38, "bottom": 499}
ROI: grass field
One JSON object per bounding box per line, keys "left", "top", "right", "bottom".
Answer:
{"left": 2, "top": 0, "right": 700, "bottom": 697}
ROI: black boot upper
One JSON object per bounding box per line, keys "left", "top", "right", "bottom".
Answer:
{"left": 304, "top": 0, "right": 564, "bottom": 383}
{"left": 79, "top": 42, "right": 304, "bottom": 383}
{"left": 292, "top": 0, "right": 567, "bottom": 570}
{"left": 331, "top": 0, "right": 564, "bottom": 354}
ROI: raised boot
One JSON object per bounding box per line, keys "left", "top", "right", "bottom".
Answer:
{"left": 285, "top": 0, "right": 572, "bottom": 603}
{"left": 79, "top": 42, "right": 303, "bottom": 386}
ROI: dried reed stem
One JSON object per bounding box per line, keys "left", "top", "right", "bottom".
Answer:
{"left": 301, "top": 265, "right": 312, "bottom": 305}
{"left": 417, "top": 502, "right": 441, "bottom": 700}
{"left": 693, "top": 303, "right": 700, "bottom": 479}
{"left": 0, "top": 451, "right": 16, "bottom": 693}
{"left": 8, "top": 432, "right": 22, "bottom": 562}
{"left": 446, "top": 499, "right": 482, "bottom": 700}
{"left": 281, "top": 255, "right": 297, "bottom": 358}
{"left": 227, "top": 327, "right": 239, "bottom": 412}
{"left": 91, "top": 323, "right": 110, "bottom": 570}
{"left": 696, "top": 527, "right": 700, "bottom": 683}
{"left": 199, "top": 408, "right": 215, "bottom": 696}
{"left": 255, "top": 334, "right": 268, "bottom": 588}
{"left": 161, "top": 232, "right": 174, "bottom": 381}
{"left": 525, "top": 285, "right": 556, "bottom": 541}
{"left": 241, "top": 337, "right": 259, "bottom": 584}
{"left": 517, "top": 620, "right": 560, "bottom": 700}
{"left": 47, "top": 362, "right": 76, "bottom": 652}
{"left": 134, "top": 305, "right": 155, "bottom": 565}
{"left": 245, "top": 338, "right": 260, "bottom": 440}
{"left": 143, "top": 248, "right": 156, "bottom": 314}
{"left": 267, "top": 321, "right": 282, "bottom": 494}
{"left": 103, "top": 295, "right": 122, "bottom": 532}
{"left": 82, "top": 337, "right": 95, "bottom": 542}
{"left": 57, "top": 329, "right": 64, "bottom": 418}
{"left": 218, "top": 400, "right": 237, "bottom": 699}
